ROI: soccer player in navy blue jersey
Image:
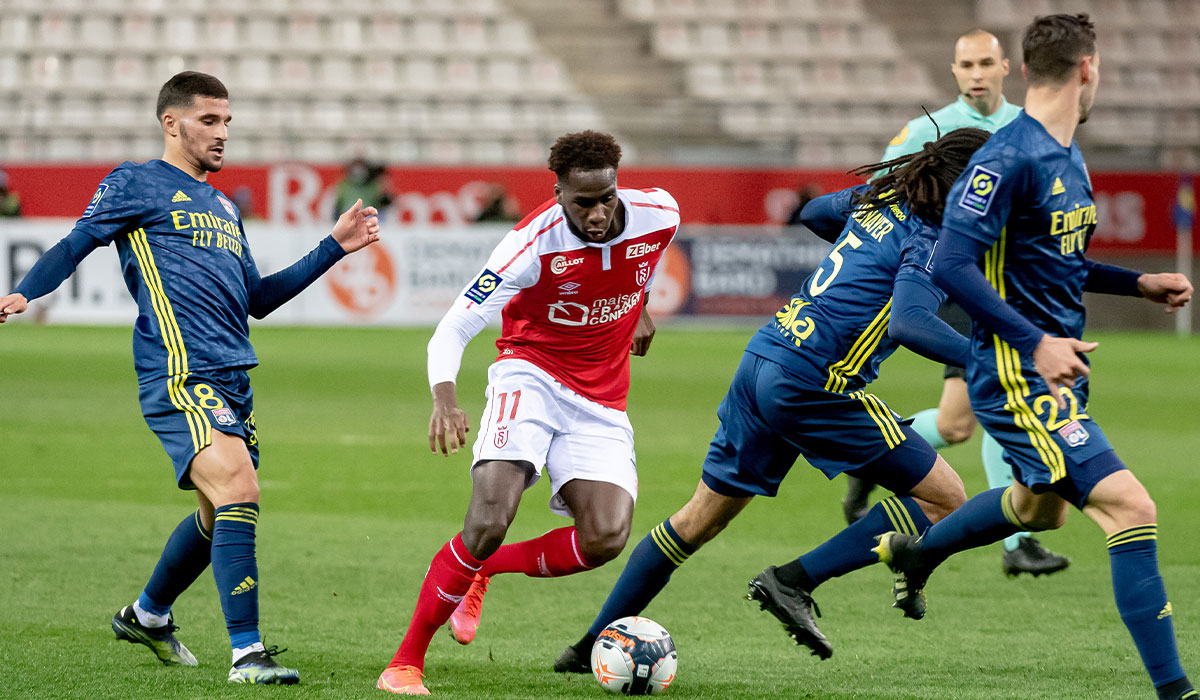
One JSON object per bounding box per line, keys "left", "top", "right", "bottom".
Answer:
{"left": 553, "top": 127, "right": 992, "bottom": 670}
{"left": 0, "top": 72, "right": 381, "bottom": 685}
{"left": 873, "top": 15, "right": 1195, "bottom": 700}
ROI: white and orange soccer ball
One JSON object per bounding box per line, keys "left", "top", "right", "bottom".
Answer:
{"left": 591, "top": 616, "right": 677, "bottom": 695}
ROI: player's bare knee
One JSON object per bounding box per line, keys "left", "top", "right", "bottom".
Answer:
{"left": 1116, "top": 494, "right": 1157, "bottom": 528}
{"left": 461, "top": 514, "right": 510, "bottom": 559}
{"left": 576, "top": 522, "right": 631, "bottom": 565}
{"left": 1024, "top": 510, "right": 1067, "bottom": 531}
{"left": 226, "top": 479, "right": 259, "bottom": 505}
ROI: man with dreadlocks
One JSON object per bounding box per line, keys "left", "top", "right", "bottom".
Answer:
{"left": 551, "top": 127, "right": 989, "bottom": 670}
{"left": 875, "top": 15, "right": 1194, "bottom": 699}
{"left": 376, "top": 131, "right": 679, "bottom": 695}
{"left": 841, "top": 28, "right": 1072, "bottom": 582}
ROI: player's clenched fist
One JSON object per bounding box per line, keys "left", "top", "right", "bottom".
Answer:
{"left": 429, "top": 381, "right": 471, "bottom": 455}
{"left": 1137, "top": 272, "right": 1193, "bottom": 312}
{"left": 0, "top": 292, "right": 28, "bottom": 323}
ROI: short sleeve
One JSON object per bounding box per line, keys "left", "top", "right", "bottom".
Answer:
{"left": 940, "top": 145, "right": 1030, "bottom": 247}
{"left": 70, "top": 165, "right": 150, "bottom": 246}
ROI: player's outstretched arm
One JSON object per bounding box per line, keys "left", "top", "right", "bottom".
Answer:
{"left": 631, "top": 306, "right": 655, "bottom": 356}
{"left": 429, "top": 381, "right": 470, "bottom": 456}
{"left": 1136, "top": 272, "right": 1193, "bottom": 312}
{"left": 1, "top": 230, "right": 101, "bottom": 324}
{"left": 245, "top": 199, "right": 379, "bottom": 319}
{"left": 330, "top": 198, "right": 380, "bottom": 254}
{"left": 0, "top": 293, "right": 28, "bottom": 323}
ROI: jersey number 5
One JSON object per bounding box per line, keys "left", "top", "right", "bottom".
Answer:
{"left": 809, "top": 232, "right": 863, "bottom": 297}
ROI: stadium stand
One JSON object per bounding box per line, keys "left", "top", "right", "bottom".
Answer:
{"left": 0, "top": 0, "right": 608, "bottom": 164}
{"left": 0, "top": 0, "right": 1195, "bottom": 167}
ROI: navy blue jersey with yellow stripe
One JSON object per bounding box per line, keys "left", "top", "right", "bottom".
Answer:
{"left": 72, "top": 160, "right": 259, "bottom": 380}
{"left": 745, "top": 185, "right": 944, "bottom": 394}
{"left": 941, "top": 111, "right": 1097, "bottom": 407}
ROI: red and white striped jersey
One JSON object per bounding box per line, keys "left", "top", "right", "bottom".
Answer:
{"left": 457, "top": 187, "right": 679, "bottom": 410}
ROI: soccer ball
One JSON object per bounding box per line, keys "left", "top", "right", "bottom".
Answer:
{"left": 591, "top": 616, "right": 677, "bottom": 695}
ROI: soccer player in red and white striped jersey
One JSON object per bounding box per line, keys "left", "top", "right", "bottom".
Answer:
{"left": 377, "top": 131, "right": 679, "bottom": 695}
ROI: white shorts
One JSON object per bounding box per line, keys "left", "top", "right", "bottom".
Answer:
{"left": 472, "top": 359, "right": 638, "bottom": 517}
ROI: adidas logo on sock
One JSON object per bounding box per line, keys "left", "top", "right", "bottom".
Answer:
{"left": 1158, "top": 602, "right": 1173, "bottom": 620}
{"left": 171, "top": 190, "right": 192, "bottom": 203}
{"left": 231, "top": 576, "right": 257, "bottom": 596}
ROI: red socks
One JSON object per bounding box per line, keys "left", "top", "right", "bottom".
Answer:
{"left": 481, "top": 526, "right": 594, "bottom": 578}
{"left": 390, "top": 533, "right": 481, "bottom": 670}
{"left": 389, "top": 527, "right": 596, "bottom": 670}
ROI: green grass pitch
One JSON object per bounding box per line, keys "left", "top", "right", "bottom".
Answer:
{"left": 1, "top": 324, "right": 1196, "bottom": 699}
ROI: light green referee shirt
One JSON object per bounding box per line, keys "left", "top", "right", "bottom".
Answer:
{"left": 881, "top": 96, "right": 1023, "bottom": 160}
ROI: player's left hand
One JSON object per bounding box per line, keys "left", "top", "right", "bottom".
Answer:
{"left": 632, "top": 307, "right": 655, "bottom": 356}
{"left": 1137, "top": 272, "right": 1193, "bottom": 313}
{"left": 0, "top": 292, "right": 28, "bottom": 323}
{"left": 332, "top": 198, "right": 381, "bottom": 254}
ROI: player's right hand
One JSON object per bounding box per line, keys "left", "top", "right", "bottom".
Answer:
{"left": 429, "top": 383, "right": 471, "bottom": 455}
{"left": 1032, "top": 334, "right": 1097, "bottom": 409}
{"left": 0, "top": 292, "right": 28, "bottom": 323}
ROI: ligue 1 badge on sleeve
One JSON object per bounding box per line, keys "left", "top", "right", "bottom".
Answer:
{"left": 958, "top": 165, "right": 1001, "bottom": 216}
{"left": 83, "top": 184, "right": 109, "bottom": 218}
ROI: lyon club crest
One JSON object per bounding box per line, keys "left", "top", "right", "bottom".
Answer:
{"left": 211, "top": 408, "right": 238, "bottom": 426}
{"left": 1057, "top": 420, "right": 1089, "bottom": 447}
{"left": 494, "top": 427, "right": 509, "bottom": 448}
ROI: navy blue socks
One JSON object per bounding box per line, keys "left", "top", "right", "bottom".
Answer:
{"left": 1107, "top": 525, "right": 1191, "bottom": 696}
{"left": 211, "top": 502, "right": 261, "bottom": 649}
{"left": 918, "top": 486, "right": 1022, "bottom": 568}
{"left": 573, "top": 519, "right": 696, "bottom": 651}
{"left": 775, "top": 496, "right": 932, "bottom": 591}
{"left": 137, "top": 510, "right": 212, "bottom": 618}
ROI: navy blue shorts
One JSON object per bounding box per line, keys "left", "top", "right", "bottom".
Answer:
{"left": 974, "top": 392, "right": 1122, "bottom": 509}
{"left": 701, "top": 353, "right": 938, "bottom": 498}
{"left": 138, "top": 369, "right": 259, "bottom": 489}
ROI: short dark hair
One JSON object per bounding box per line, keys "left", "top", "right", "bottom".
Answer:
{"left": 156, "top": 71, "right": 229, "bottom": 119}
{"left": 547, "top": 131, "right": 622, "bottom": 179}
{"left": 1022, "top": 14, "right": 1096, "bottom": 86}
